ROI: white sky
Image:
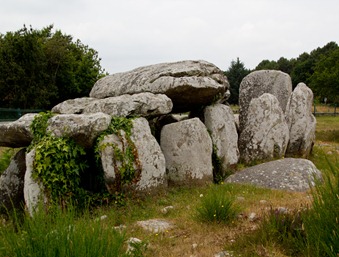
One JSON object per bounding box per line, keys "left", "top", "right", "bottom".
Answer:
{"left": 1, "top": 0, "right": 339, "bottom": 74}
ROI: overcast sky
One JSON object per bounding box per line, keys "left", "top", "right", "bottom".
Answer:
{"left": 1, "top": 0, "right": 339, "bottom": 74}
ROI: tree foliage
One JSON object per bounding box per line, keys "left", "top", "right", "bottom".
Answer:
{"left": 0, "top": 25, "right": 106, "bottom": 109}
{"left": 310, "top": 48, "right": 339, "bottom": 103}
{"left": 253, "top": 41, "right": 339, "bottom": 102}
{"left": 224, "top": 58, "right": 250, "bottom": 104}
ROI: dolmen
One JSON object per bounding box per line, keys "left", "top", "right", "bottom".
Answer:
{"left": 0, "top": 60, "right": 318, "bottom": 214}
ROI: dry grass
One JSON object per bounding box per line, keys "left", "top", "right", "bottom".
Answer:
{"left": 313, "top": 104, "right": 337, "bottom": 113}
{"left": 93, "top": 184, "right": 312, "bottom": 257}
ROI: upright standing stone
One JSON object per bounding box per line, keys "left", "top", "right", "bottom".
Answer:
{"left": 239, "top": 70, "right": 292, "bottom": 132}
{"left": 160, "top": 118, "right": 213, "bottom": 185}
{"left": 99, "top": 118, "right": 167, "bottom": 192}
{"left": 285, "top": 83, "right": 316, "bottom": 157}
{"left": 23, "top": 149, "right": 46, "bottom": 216}
{"left": 0, "top": 149, "right": 26, "bottom": 212}
{"left": 239, "top": 93, "right": 289, "bottom": 164}
{"left": 204, "top": 104, "right": 239, "bottom": 176}
{"left": 130, "top": 118, "right": 167, "bottom": 190}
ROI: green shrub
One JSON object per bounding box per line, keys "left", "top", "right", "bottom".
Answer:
{"left": 0, "top": 204, "right": 129, "bottom": 257}
{"left": 195, "top": 185, "right": 240, "bottom": 224}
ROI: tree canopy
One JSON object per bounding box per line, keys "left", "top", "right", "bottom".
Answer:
{"left": 0, "top": 25, "right": 106, "bottom": 109}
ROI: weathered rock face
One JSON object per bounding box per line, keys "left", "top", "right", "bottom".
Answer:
{"left": 0, "top": 114, "right": 37, "bottom": 147}
{"left": 285, "top": 83, "right": 316, "bottom": 157}
{"left": 89, "top": 60, "right": 229, "bottom": 112}
{"left": 239, "top": 93, "right": 289, "bottom": 164}
{"left": 52, "top": 93, "right": 173, "bottom": 117}
{"left": 47, "top": 113, "right": 112, "bottom": 148}
{"left": 24, "top": 149, "right": 46, "bottom": 216}
{"left": 0, "top": 149, "right": 26, "bottom": 212}
{"left": 51, "top": 97, "right": 96, "bottom": 114}
{"left": 160, "top": 118, "right": 213, "bottom": 185}
{"left": 226, "top": 158, "right": 322, "bottom": 192}
{"left": 130, "top": 118, "right": 167, "bottom": 190}
{"left": 239, "top": 70, "right": 292, "bottom": 131}
{"left": 204, "top": 104, "right": 239, "bottom": 174}
{"left": 99, "top": 117, "right": 166, "bottom": 192}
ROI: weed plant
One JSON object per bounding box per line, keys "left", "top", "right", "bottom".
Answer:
{"left": 0, "top": 204, "right": 130, "bottom": 257}
{"left": 302, "top": 159, "right": 339, "bottom": 257}
{"left": 0, "top": 148, "right": 15, "bottom": 174}
{"left": 195, "top": 185, "right": 240, "bottom": 224}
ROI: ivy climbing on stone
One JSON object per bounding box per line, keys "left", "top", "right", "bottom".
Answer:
{"left": 29, "top": 112, "right": 89, "bottom": 207}
{"left": 95, "top": 116, "right": 142, "bottom": 193}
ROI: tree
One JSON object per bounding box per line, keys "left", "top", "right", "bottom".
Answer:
{"left": 291, "top": 42, "right": 338, "bottom": 87}
{"left": 255, "top": 59, "right": 278, "bottom": 70}
{"left": 310, "top": 48, "right": 339, "bottom": 103}
{"left": 224, "top": 58, "right": 251, "bottom": 105}
{"left": 0, "top": 25, "right": 106, "bottom": 109}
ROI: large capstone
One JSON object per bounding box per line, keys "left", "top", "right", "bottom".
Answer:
{"left": 239, "top": 93, "right": 289, "bottom": 164}
{"left": 90, "top": 60, "right": 229, "bottom": 112}
{"left": 285, "top": 83, "right": 316, "bottom": 158}
{"left": 52, "top": 93, "right": 173, "bottom": 117}
{"left": 239, "top": 70, "right": 292, "bottom": 132}
{"left": 160, "top": 118, "right": 213, "bottom": 185}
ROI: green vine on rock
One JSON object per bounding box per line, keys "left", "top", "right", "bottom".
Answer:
{"left": 29, "top": 111, "right": 54, "bottom": 150}
{"left": 33, "top": 135, "right": 88, "bottom": 205}
{"left": 29, "top": 112, "right": 89, "bottom": 207}
{"left": 95, "top": 116, "right": 142, "bottom": 193}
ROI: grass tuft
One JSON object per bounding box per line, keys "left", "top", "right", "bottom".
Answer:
{"left": 195, "top": 185, "right": 240, "bottom": 224}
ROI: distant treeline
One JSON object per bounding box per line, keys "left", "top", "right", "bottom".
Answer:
{"left": 225, "top": 41, "right": 339, "bottom": 105}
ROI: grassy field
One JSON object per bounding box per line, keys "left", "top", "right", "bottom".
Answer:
{"left": 313, "top": 104, "right": 338, "bottom": 114}
{"left": 0, "top": 116, "right": 338, "bottom": 257}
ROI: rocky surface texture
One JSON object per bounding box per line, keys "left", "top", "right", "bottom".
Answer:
{"left": 204, "top": 104, "right": 239, "bottom": 171}
{"left": 239, "top": 70, "right": 292, "bottom": 132}
{"left": 0, "top": 61, "right": 319, "bottom": 213}
{"left": 52, "top": 93, "right": 173, "bottom": 117}
{"left": 285, "top": 83, "right": 316, "bottom": 157}
{"left": 0, "top": 114, "right": 37, "bottom": 147}
{"left": 226, "top": 158, "right": 322, "bottom": 192}
{"left": 238, "top": 93, "right": 289, "bottom": 164}
{"left": 0, "top": 149, "right": 26, "bottom": 211}
{"left": 160, "top": 118, "right": 213, "bottom": 185}
{"left": 89, "top": 60, "right": 229, "bottom": 112}
{"left": 99, "top": 117, "right": 167, "bottom": 192}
